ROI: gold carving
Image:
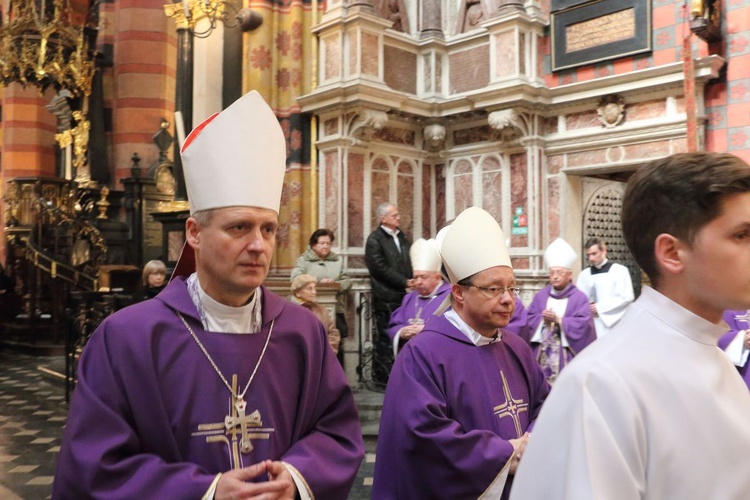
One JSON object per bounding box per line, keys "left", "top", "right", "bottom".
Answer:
{"left": 566, "top": 9, "right": 635, "bottom": 53}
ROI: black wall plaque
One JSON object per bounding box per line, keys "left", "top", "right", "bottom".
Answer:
{"left": 551, "top": 0, "right": 651, "bottom": 72}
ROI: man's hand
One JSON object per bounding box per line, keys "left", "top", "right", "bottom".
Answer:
{"left": 406, "top": 278, "right": 416, "bottom": 289}
{"left": 400, "top": 324, "right": 424, "bottom": 340}
{"left": 216, "top": 460, "right": 297, "bottom": 500}
{"left": 319, "top": 278, "right": 334, "bottom": 284}
{"left": 589, "top": 302, "right": 598, "bottom": 315}
{"left": 508, "top": 432, "right": 531, "bottom": 474}
{"left": 542, "top": 309, "right": 558, "bottom": 324}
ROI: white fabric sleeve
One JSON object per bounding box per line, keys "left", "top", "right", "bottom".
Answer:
{"left": 478, "top": 462, "right": 511, "bottom": 499}
{"left": 283, "top": 462, "right": 312, "bottom": 500}
{"left": 392, "top": 329, "right": 404, "bottom": 358}
{"left": 202, "top": 473, "right": 222, "bottom": 500}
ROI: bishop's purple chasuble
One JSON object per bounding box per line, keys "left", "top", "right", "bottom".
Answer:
{"left": 373, "top": 313, "right": 550, "bottom": 499}
{"left": 719, "top": 309, "right": 750, "bottom": 390}
{"left": 53, "top": 278, "right": 364, "bottom": 499}
{"left": 526, "top": 284, "right": 596, "bottom": 383}
{"left": 386, "top": 281, "right": 451, "bottom": 341}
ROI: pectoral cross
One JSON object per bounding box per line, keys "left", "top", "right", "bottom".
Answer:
{"left": 493, "top": 370, "right": 528, "bottom": 438}
{"left": 192, "top": 375, "right": 275, "bottom": 469}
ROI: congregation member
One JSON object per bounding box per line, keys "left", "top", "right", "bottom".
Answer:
{"left": 291, "top": 228, "right": 351, "bottom": 343}
{"left": 365, "top": 202, "right": 413, "bottom": 384}
{"left": 576, "top": 237, "right": 634, "bottom": 338}
{"left": 386, "top": 238, "right": 451, "bottom": 356}
{"left": 53, "top": 91, "right": 364, "bottom": 499}
{"left": 135, "top": 259, "right": 167, "bottom": 302}
{"left": 525, "top": 238, "right": 596, "bottom": 384}
{"left": 504, "top": 296, "right": 529, "bottom": 338}
{"left": 373, "top": 207, "right": 550, "bottom": 499}
{"left": 512, "top": 152, "right": 750, "bottom": 499}
{"left": 719, "top": 309, "right": 750, "bottom": 390}
{"left": 289, "top": 274, "right": 341, "bottom": 355}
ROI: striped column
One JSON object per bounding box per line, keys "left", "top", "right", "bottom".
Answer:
{"left": 111, "top": 0, "right": 176, "bottom": 187}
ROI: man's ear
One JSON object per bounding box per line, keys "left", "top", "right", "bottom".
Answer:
{"left": 185, "top": 217, "right": 201, "bottom": 250}
{"left": 654, "top": 233, "right": 685, "bottom": 275}
{"left": 451, "top": 284, "right": 465, "bottom": 307}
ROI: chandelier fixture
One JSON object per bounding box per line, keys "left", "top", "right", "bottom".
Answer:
{"left": 0, "top": 0, "right": 98, "bottom": 97}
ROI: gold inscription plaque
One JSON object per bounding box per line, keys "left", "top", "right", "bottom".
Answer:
{"left": 566, "top": 8, "right": 635, "bottom": 53}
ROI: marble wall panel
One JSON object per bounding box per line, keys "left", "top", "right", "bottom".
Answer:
{"left": 374, "top": 127, "right": 416, "bottom": 145}
{"left": 567, "top": 149, "right": 607, "bottom": 167}
{"left": 349, "top": 30, "right": 359, "bottom": 76}
{"left": 347, "top": 152, "right": 365, "bottom": 248}
{"left": 453, "top": 159, "right": 474, "bottom": 215}
{"left": 449, "top": 45, "right": 490, "bottom": 94}
{"left": 510, "top": 153, "right": 528, "bottom": 247}
{"left": 622, "top": 139, "right": 671, "bottom": 160}
{"left": 422, "top": 165, "right": 432, "bottom": 237}
{"left": 397, "top": 161, "right": 415, "bottom": 235}
{"left": 423, "top": 53, "right": 433, "bottom": 93}
{"left": 547, "top": 154, "right": 564, "bottom": 174}
{"left": 384, "top": 46, "right": 418, "bottom": 94}
{"left": 628, "top": 99, "right": 666, "bottom": 121}
{"left": 546, "top": 175, "right": 560, "bottom": 243}
{"left": 565, "top": 109, "right": 600, "bottom": 130}
{"left": 435, "top": 164, "right": 446, "bottom": 229}
{"left": 361, "top": 32, "right": 379, "bottom": 77}
{"left": 324, "top": 151, "right": 340, "bottom": 237}
{"left": 543, "top": 116, "right": 558, "bottom": 135}
{"left": 482, "top": 170, "right": 503, "bottom": 222}
{"left": 371, "top": 166, "right": 390, "bottom": 228}
{"left": 324, "top": 35, "right": 341, "bottom": 81}
{"left": 495, "top": 31, "right": 517, "bottom": 78}
{"left": 324, "top": 118, "right": 338, "bottom": 137}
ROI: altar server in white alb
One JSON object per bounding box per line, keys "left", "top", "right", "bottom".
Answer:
{"left": 575, "top": 237, "right": 634, "bottom": 338}
{"left": 511, "top": 152, "right": 750, "bottom": 499}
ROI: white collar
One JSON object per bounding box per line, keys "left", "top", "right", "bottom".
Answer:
{"left": 419, "top": 281, "right": 445, "bottom": 299}
{"left": 187, "top": 273, "right": 263, "bottom": 334}
{"left": 445, "top": 308, "right": 501, "bottom": 346}
{"left": 380, "top": 225, "right": 399, "bottom": 237}
{"left": 595, "top": 258, "right": 609, "bottom": 269}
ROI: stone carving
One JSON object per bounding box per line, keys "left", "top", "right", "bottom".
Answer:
{"left": 488, "top": 109, "right": 525, "bottom": 141}
{"left": 457, "top": 0, "right": 486, "bottom": 33}
{"left": 423, "top": 124, "right": 446, "bottom": 150}
{"left": 597, "top": 95, "right": 626, "bottom": 128}
{"left": 377, "top": 0, "right": 409, "bottom": 33}
{"left": 349, "top": 109, "right": 389, "bottom": 144}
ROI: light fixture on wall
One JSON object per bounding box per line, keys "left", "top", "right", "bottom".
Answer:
{"left": 164, "top": 1, "right": 262, "bottom": 37}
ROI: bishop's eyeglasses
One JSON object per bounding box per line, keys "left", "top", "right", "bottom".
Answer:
{"left": 465, "top": 285, "right": 521, "bottom": 299}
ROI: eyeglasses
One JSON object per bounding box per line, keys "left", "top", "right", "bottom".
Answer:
{"left": 548, "top": 269, "right": 570, "bottom": 276}
{"left": 465, "top": 285, "right": 521, "bottom": 299}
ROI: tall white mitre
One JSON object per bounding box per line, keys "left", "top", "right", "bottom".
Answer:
{"left": 439, "top": 207, "right": 512, "bottom": 284}
{"left": 410, "top": 238, "right": 442, "bottom": 273}
{"left": 180, "top": 90, "right": 287, "bottom": 214}
{"left": 543, "top": 238, "right": 577, "bottom": 270}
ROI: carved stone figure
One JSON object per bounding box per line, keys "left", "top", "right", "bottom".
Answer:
{"left": 597, "top": 95, "right": 626, "bottom": 128}
{"left": 423, "top": 124, "right": 446, "bottom": 150}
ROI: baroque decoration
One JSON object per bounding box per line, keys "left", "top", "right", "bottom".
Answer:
{"left": 0, "top": 0, "right": 99, "bottom": 183}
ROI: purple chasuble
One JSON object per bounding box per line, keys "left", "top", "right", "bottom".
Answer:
{"left": 719, "top": 310, "right": 750, "bottom": 390}
{"left": 504, "top": 296, "right": 529, "bottom": 338}
{"left": 373, "top": 314, "right": 550, "bottom": 499}
{"left": 386, "top": 281, "right": 452, "bottom": 341}
{"left": 53, "top": 278, "right": 364, "bottom": 499}
{"left": 525, "top": 284, "right": 596, "bottom": 382}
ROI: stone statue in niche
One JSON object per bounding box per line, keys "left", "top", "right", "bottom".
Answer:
{"left": 377, "top": 0, "right": 409, "bottom": 33}
{"left": 597, "top": 95, "right": 626, "bottom": 128}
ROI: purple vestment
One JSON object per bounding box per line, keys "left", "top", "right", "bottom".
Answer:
{"left": 373, "top": 313, "right": 550, "bottom": 499}
{"left": 53, "top": 278, "right": 364, "bottom": 499}
{"left": 505, "top": 296, "right": 529, "bottom": 337}
{"left": 719, "top": 310, "right": 750, "bottom": 390}
{"left": 386, "top": 281, "right": 451, "bottom": 341}
{"left": 526, "top": 283, "right": 596, "bottom": 366}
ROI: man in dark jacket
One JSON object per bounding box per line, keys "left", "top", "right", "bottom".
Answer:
{"left": 365, "top": 203, "right": 413, "bottom": 386}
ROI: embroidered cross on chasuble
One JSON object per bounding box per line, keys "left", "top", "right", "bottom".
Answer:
{"left": 493, "top": 371, "right": 529, "bottom": 438}
{"left": 192, "top": 375, "right": 275, "bottom": 469}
